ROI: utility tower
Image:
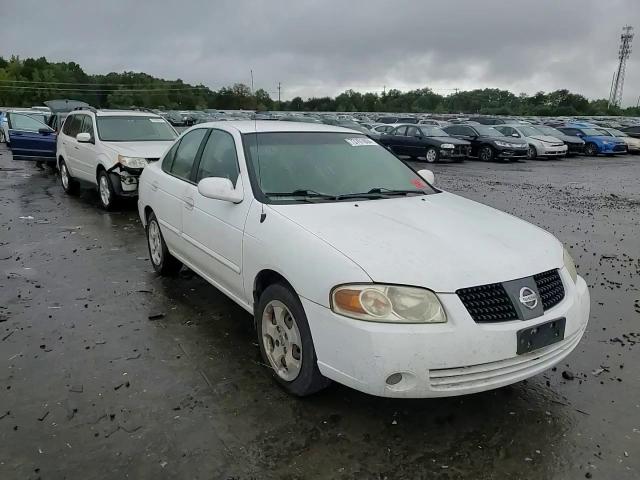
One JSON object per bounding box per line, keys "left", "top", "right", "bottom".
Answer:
{"left": 608, "top": 25, "right": 634, "bottom": 108}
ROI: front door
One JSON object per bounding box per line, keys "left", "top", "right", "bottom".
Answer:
{"left": 181, "top": 129, "right": 251, "bottom": 300}
{"left": 7, "top": 113, "right": 57, "bottom": 161}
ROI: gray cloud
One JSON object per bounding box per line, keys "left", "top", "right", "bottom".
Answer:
{"left": 1, "top": 0, "right": 639, "bottom": 105}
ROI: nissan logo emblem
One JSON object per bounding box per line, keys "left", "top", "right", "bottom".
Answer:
{"left": 519, "top": 287, "right": 538, "bottom": 310}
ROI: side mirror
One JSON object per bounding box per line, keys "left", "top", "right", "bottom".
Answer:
{"left": 197, "top": 177, "right": 243, "bottom": 203}
{"left": 417, "top": 169, "right": 435, "bottom": 185}
{"left": 511, "top": 133, "right": 519, "bottom": 137}
{"left": 38, "top": 127, "right": 53, "bottom": 135}
{"left": 76, "top": 132, "right": 92, "bottom": 143}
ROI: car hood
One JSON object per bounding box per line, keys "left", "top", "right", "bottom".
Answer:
{"left": 529, "top": 135, "right": 565, "bottom": 144}
{"left": 103, "top": 141, "right": 174, "bottom": 159}
{"left": 588, "top": 136, "right": 626, "bottom": 144}
{"left": 270, "top": 192, "right": 561, "bottom": 292}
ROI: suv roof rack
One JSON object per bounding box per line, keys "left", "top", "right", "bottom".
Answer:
{"left": 72, "top": 106, "right": 97, "bottom": 113}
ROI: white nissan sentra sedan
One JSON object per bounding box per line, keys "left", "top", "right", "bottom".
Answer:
{"left": 138, "top": 121, "right": 590, "bottom": 398}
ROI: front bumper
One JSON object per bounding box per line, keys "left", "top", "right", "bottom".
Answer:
{"left": 495, "top": 147, "right": 528, "bottom": 159}
{"left": 107, "top": 165, "right": 143, "bottom": 197}
{"left": 304, "top": 269, "right": 590, "bottom": 398}
{"left": 567, "top": 143, "right": 585, "bottom": 154}
{"left": 539, "top": 145, "right": 568, "bottom": 157}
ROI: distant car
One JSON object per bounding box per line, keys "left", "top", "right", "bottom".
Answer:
{"left": 443, "top": 124, "right": 528, "bottom": 161}
{"left": 57, "top": 108, "right": 178, "bottom": 210}
{"left": 3, "top": 111, "right": 57, "bottom": 163}
{"left": 495, "top": 125, "right": 567, "bottom": 160}
{"left": 468, "top": 117, "right": 508, "bottom": 125}
{"left": 378, "top": 124, "right": 471, "bottom": 163}
{"left": 530, "top": 125, "right": 585, "bottom": 156}
{"left": 280, "top": 116, "right": 323, "bottom": 124}
{"left": 597, "top": 127, "right": 640, "bottom": 154}
{"left": 418, "top": 119, "right": 450, "bottom": 127}
{"left": 375, "top": 116, "right": 419, "bottom": 124}
{"left": 557, "top": 125, "right": 627, "bottom": 156}
{"left": 621, "top": 125, "right": 640, "bottom": 140}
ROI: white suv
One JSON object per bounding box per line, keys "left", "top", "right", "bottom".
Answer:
{"left": 57, "top": 108, "right": 177, "bottom": 209}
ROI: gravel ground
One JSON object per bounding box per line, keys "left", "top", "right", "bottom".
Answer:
{"left": 0, "top": 145, "right": 639, "bottom": 480}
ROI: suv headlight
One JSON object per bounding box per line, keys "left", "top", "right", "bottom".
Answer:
{"left": 118, "top": 155, "right": 148, "bottom": 169}
{"left": 563, "top": 247, "right": 578, "bottom": 283}
{"left": 331, "top": 284, "right": 447, "bottom": 323}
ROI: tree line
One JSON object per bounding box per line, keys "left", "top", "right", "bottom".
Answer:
{"left": 1, "top": 56, "right": 638, "bottom": 116}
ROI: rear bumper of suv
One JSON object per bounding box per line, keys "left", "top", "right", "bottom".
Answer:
{"left": 304, "top": 269, "right": 589, "bottom": 398}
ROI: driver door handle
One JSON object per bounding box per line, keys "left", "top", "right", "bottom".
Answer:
{"left": 183, "top": 197, "right": 194, "bottom": 210}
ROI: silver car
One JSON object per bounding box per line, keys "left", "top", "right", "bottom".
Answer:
{"left": 495, "top": 125, "right": 567, "bottom": 159}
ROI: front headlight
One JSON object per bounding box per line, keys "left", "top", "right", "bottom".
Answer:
{"left": 331, "top": 284, "right": 447, "bottom": 323}
{"left": 118, "top": 155, "right": 148, "bottom": 169}
{"left": 601, "top": 141, "right": 610, "bottom": 146}
{"left": 563, "top": 247, "right": 578, "bottom": 284}
{"left": 494, "top": 141, "right": 511, "bottom": 147}
{"left": 440, "top": 143, "right": 455, "bottom": 149}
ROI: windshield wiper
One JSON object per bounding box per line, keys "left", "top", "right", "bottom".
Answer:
{"left": 334, "top": 188, "right": 425, "bottom": 201}
{"left": 264, "top": 189, "right": 337, "bottom": 200}
{"left": 367, "top": 188, "right": 425, "bottom": 196}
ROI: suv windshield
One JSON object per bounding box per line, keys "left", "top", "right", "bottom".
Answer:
{"left": 96, "top": 116, "right": 177, "bottom": 142}
{"left": 243, "top": 132, "right": 437, "bottom": 203}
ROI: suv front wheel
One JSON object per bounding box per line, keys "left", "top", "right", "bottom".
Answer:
{"left": 97, "top": 170, "right": 117, "bottom": 210}
{"left": 59, "top": 159, "right": 79, "bottom": 195}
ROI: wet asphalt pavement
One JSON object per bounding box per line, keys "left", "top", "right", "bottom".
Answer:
{"left": 0, "top": 144, "right": 639, "bottom": 480}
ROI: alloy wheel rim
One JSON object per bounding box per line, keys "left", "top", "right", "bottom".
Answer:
{"left": 61, "top": 164, "right": 69, "bottom": 189}
{"left": 148, "top": 220, "right": 162, "bottom": 265}
{"left": 99, "top": 175, "right": 110, "bottom": 206}
{"left": 481, "top": 148, "right": 491, "bottom": 161}
{"left": 426, "top": 149, "right": 437, "bottom": 163}
{"left": 262, "top": 300, "right": 302, "bottom": 381}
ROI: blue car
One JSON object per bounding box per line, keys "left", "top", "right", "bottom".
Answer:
{"left": 558, "top": 123, "right": 627, "bottom": 156}
{"left": 4, "top": 111, "right": 57, "bottom": 163}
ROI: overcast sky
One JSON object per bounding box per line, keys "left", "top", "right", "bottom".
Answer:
{"left": 1, "top": 0, "right": 639, "bottom": 105}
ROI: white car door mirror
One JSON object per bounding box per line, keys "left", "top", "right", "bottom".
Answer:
{"left": 76, "top": 132, "right": 92, "bottom": 143}
{"left": 417, "top": 169, "right": 435, "bottom": 185}
{"left": 197, "top": 177, "right": 243, "bottom": 203}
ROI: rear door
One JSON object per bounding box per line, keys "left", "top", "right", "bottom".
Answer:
{"left": 404, "top": 126, "right": 424, "bottom": 156}
{"left": 154, "top": 128, "right": 208, "bottom": 256}
{"left": 75, "top": 115, "right": 98, "bottom": 181}
{"left": 60, "top": 114, "right": 86, "bottom": 177}
{"left": 7, "top": 113, "right": 57, "bottom": 161}
{"left": 388, "top": 126, "right": 409, "bottom": 155}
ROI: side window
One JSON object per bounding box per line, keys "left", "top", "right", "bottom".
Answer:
{"left": 445, "top": 126, "right": 460, "bottom": 135}
{"left": 169, "top": 129, "right": 208, "bottom": 180}
{"left": 79, "top": 115, "right": 94, "bottom": 137}
{"left": 8, "top": 113, "right": 47, "bottom": 132}
{"left": 393, "top": 126, "right": 407, "bottom": 136}
{"left": 196, "top": 130, "right": 240, "bottom": 185}
{"left": 64, "top": 115, "right": 82, "bottom": 137}
{"left": 161, "top": 143, "right": 180, "bottom": 173}
{"left": 406, "top": 126, "right": 419, "bottom": 136}
{"left": 459, "top": 126, "right": 474, "bottom": 136}
{"left": 495, "top": 126, "right": 507, "bottom": 135}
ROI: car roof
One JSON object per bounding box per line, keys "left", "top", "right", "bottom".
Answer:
{"left": 190, "top": 120, "right": 362, "bottom": 134}
{"left": 68, "top": 109, "right": 164, "bottom": 118}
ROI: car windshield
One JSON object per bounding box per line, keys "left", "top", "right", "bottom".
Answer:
{"left": 517, "top": 126, "right": 542, "bottom": 137}
{"left": 535, "top": 126, "right": 563, "bottom": 136}
{"left": 582, "top": 128, "right": 605, "bottom": 136}
{"left": 243, "top": 132, "right": 437, "bottom": 203}
{"left": 474, "top": 125, "right": 504, "bottom": 136}
{"left": 96, "top": 116, "right": 177, "bottom": 142}
{"left": 607, "top": 128, "right": 626, "bottom": 137}
{"left": 419, "top": 126, "right": 448, "bottom": 137}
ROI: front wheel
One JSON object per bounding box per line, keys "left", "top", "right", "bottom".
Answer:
{"left": 425, "top": 147, "right": 438, "bottom": 163}
{"left": 97, "top": 170, "right": 117, "bottom": 210}
{"left": 0, "top": 130, "right": 5, "bottom": 143}
{"left": 479, "top": 145, "right": 495, "bottom": 162}
{"left": 584, "top": 143, "right": 598, "bottom": 156}
{"left": 257, "top": 283, "right": 330, "bottom": 396}
{"left": 527, "top": 145, "right": 538, "bottom": 160}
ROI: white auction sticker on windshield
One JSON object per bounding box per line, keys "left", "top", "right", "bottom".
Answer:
{"left": 345, "top": 137, "right": 377, "bottom": 147}
{"left": 149, "top": 118, "right": 165, "bottom": 123}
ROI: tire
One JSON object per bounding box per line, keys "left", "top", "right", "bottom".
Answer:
{"left": 97, "top": 169, "right": 117, "bottom": 211}
{"left": 584, "top": 143, "right": 598, "bottom": 156}
{"left": 256, "top": 283, "right": 330, "bottom": 396}
{"left": 479, "top": 145, "right": 495, "bottom": 162}
{"left": 59, "top": 159, "right": 80, "bottom": 195}
{"left": 146, "top": 212, "right": 182, "bottom": 276}
{"left": 425, "top": 147, "right": 438, "bottom": 163}
{"left": 0, "top": 130, "right": 5, "bottom": 143}
{"left": 527, "top": 145, "right": 538, "bottom": 160}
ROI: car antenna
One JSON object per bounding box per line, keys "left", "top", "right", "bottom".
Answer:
{"left": 251, "top": 69, "right": 267, "bottom": 223}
